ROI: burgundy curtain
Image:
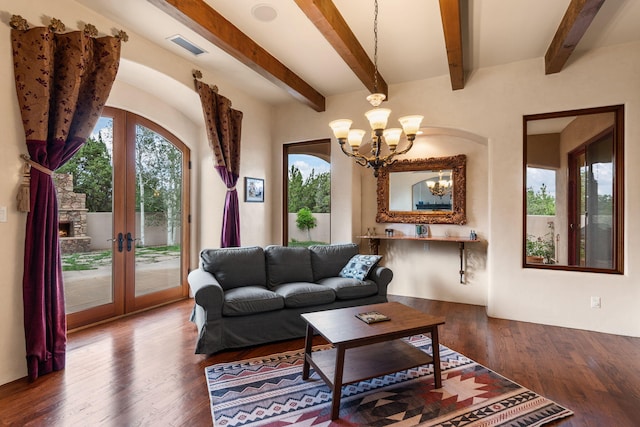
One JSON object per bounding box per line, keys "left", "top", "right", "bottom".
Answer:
{"left": 11, "top": 21, "right": 122, "bottom": 381}
{"left": 195, "top": 79, "right": 243, "bottom": 247}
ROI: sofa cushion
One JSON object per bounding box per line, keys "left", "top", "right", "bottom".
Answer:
{"left": 316, "top": 277, "right": 379, "bottom": 300}
{"left": 222, "top": 286, "right": 284, "bottom": 316}
{"left": 308, "top": 243, "right": 359, "bottom": 281}
{"left": 265, "top": 246, "right": 314, "bottom": 288}
{"left": 339, "top": 254, "right": 383, "bottom": 280}
{"left": 200, "top": 246, "right": 266, "bottom": 290}
{"left": 272, "top": 282, "right": 335, "bottom": 308}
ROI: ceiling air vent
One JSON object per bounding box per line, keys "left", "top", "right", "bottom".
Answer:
{"left": 167, "top": 35, "right": 206, "bottom": 56}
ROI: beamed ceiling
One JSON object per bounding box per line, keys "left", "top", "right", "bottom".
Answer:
{"left": 76, "top": 0, "right": 640, "bottom": 112}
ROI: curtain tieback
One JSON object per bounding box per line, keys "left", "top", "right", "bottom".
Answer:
{"left": 227, "top": 186, "right": 236, "bottom": 192}
{"left": 20, "top": 154, "right": 54, "bottom": 175}
{"left": 17, "top": 154, "right": 54, "bottom": 213}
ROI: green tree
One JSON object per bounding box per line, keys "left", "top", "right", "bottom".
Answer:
{"left": 288, "top": 165, "right": 305, "bottom": 213}
{"left": 287, "top": 165, "right": 330, "bottom": 213}
{"left": 57, "top": 133, "right": 113, "bottom": 212}
{"left": 57, "top": 122, "right": 183, "bottom": 245}
{"left": 597, "top": 194, "right": 613, "bottom": 214}
{"left": 306, "top": 171, "right": 331, "bottom": 213}
{"left": 296, "top": 207, "right": 317, "bottom": 240}
{"left": 526, "top": 183, "right": 556, "bottom": 215}
{"left": 299, "top": 169, "right": 317, "bottom": 210}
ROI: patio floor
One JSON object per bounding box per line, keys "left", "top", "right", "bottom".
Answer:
{"left": 63, "top": 257, "right": 181, "bottom": 313}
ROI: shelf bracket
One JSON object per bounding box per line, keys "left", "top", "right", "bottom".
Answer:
{"left": 458, "top": 242, "right": 465, "bottom": 284}
{"left": 368, "top": 238, "right": 380, "bottom": 255}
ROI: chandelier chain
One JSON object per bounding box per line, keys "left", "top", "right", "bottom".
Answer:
{"left": 328, "top": 0, "right": 423, "bottom": 177}
{"left": 373, "top": 0, "right": 379, "bottom": 93}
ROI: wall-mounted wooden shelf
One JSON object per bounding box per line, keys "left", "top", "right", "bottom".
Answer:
{"left": 357, "top": 235, "right": 481, "bottom": 284}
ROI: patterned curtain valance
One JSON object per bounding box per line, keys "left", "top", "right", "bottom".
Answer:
{"left": 193, "top": 72, "right": 242, "bottom": 174}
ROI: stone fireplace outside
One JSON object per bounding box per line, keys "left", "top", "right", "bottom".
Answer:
{"left": 54, "top": 173, "right": 92, "bottom": 254}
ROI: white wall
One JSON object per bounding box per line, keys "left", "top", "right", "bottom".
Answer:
{"left": 274, "top": 41, "right": 640, "bottom": 338}
{"left": 0, "top": 0, "right": 273, "bottom": 385}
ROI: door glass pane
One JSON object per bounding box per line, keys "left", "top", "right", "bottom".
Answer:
{"left": 134, "top": 124, "right": 182, "bottom": 296}
{"left": 585, "top": 134, "right": 614, "bottom": 268}
{"left": 60, "top": 117, "right": 115, "bottom": 314}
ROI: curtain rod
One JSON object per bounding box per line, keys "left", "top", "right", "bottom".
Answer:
{"left": 192, "top": 69, "right": 218, "bottom": 93}
{"left": 8, "top": 14, "right": 128, "bottom": 41}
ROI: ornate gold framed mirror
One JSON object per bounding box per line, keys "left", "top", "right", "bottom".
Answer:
{"left": 376, "top": 155, "right": 467, "bottom": 224}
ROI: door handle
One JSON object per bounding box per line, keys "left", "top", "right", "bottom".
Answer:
{"left": 126, "top": 233, "right": 141, "bottom": 252}
{"left": 108, "top": 233, "right": 124, "bottom": 252}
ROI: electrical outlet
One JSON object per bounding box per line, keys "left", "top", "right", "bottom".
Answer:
{"left": 590, "top": 296, "right": 601, "bottom": 309}
{"left": 0, "top": 206, "right": 7, "bottom": 223}
{"left": 423, "top": 243, "right": 430, "bottom": 251}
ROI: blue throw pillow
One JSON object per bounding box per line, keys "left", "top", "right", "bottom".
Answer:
{"left": 339, "top": 254, "right": 382, "bottom": 280}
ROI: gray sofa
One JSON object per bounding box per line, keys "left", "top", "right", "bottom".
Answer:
{"left": 187, "top": 243, "right": 392, "bottom": 354}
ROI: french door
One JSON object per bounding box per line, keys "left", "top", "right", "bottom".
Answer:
{"left": 567, "top": 128, "right": 615, "bottom": 268}
{"left": 64, "top": 107, "right": 190, "bottom": 329}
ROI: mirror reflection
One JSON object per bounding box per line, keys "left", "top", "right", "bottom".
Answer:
{"left": 377, "top": 155, "right": 466, "bottom": 224}
{"left": 523, "top": 105, "right": 624, "bottom": 273}
{"left": 389, "top": 169, "right": 453, "bottom": 212}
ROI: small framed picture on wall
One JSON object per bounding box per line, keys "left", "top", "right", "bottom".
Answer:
{"left": 244, "top": 177, "right": 264, "bottom": 203}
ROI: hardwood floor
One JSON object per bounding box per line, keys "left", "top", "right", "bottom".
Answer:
{"left": 1, "top": 295, "right": 638, "bottom": 426}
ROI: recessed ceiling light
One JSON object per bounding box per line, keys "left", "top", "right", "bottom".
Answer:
{"left": 251, "top": 4, "right": 278, "bottom": 22}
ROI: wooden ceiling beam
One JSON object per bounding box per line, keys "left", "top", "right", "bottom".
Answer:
{"left": 294, "top": 0, "right": 388, "bottom": 98}
{"left": 545, "top": 0, "right": 606, "bottom": 75}
{"left": 439, "top": 0, "right": 465, "bottom": 90}
{"left": 149, "top": 0, "right": 326, "bottom": 111}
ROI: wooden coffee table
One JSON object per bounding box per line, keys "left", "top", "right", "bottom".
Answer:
{"left": 301, "top": 302, "right": 445, "bottom": 420}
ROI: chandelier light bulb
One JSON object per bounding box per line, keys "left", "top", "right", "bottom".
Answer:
{"left": 329, "top": 119, "right": 352, "bottom": 139}
{"left": 398, "top": 115, "right": 424, "bottom": 136}
{"left": 348, "top": 129, "right": 366, "bottom": 149}
{"left": 365, "top": 108, "right": 391, "bottom": 131}
{"left": 383, "top": 128, "right": 402, "bottom": 150}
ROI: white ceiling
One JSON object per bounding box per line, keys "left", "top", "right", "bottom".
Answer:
{"left": 76, "top": 0, "right": 640, "bottom": 107}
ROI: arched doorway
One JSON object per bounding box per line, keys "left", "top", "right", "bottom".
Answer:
{"left": 283, "top": 140, "right": 331, "bottom": 246}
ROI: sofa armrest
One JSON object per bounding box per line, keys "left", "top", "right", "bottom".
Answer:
{"left": 369, "top": 266, "right": 393, "bottom": 296}
{"left": 188, "top": 269, "right": 224, "bottom": 318}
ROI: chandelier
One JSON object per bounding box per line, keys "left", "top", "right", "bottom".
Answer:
{"left": 329, "top": 0, "right": 423, "bottom": 177}
{"left": 427, "top": 170, "right": 452, "bottom": 198}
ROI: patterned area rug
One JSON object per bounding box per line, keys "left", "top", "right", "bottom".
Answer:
{"left": 205, "top": 335, "right": 572, "bottom": 426}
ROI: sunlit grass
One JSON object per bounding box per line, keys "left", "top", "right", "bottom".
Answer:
{"left": 288, "top": 239, "right": 329, "bottom": 247}
{"left": 62, "top": 245, "right": 180, "bottom": 271}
